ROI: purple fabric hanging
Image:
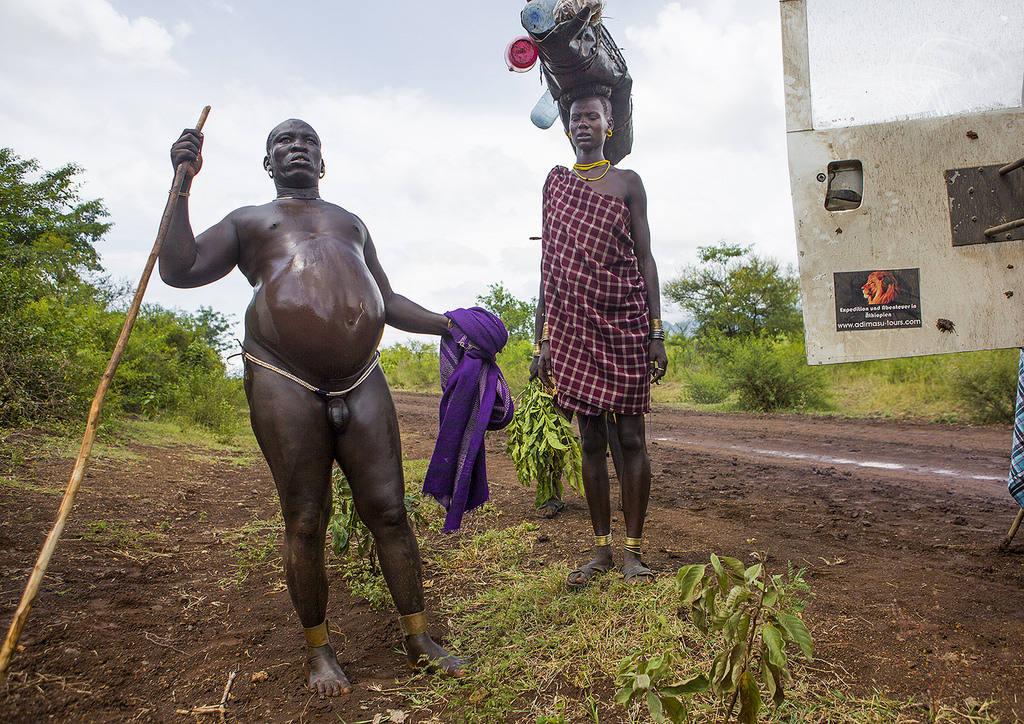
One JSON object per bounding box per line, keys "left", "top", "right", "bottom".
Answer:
{"left": 423, "top": 307, "right": 514, "bottom": 532}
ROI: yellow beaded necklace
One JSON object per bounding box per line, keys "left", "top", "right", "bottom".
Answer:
{"left": 572, "top": 159, "right": 611, "bottom": 182}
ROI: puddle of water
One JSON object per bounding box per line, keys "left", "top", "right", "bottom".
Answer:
{"left": 651, "top": 438, "right": 1004, "bottom": 483}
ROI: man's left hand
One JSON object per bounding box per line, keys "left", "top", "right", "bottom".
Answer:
{"left": 649, "top": 340, "right": 668, "bottom": 383}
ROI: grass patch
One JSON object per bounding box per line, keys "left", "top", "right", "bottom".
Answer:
{"left": 390, "top": 524, "right": 1001, "bottom": 724}
{"left": 215, "top": 516, "right": 284, "bottom": 586}
{"left": 0, "top": 476, "right": 63, "bottom": 496}
{"left": 73, "top": 519, "right": 159, "bottom": 553}
{"left": 114, "top": 417, "right": 261, "bottom": 456}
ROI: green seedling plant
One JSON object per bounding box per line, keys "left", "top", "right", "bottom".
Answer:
{"left": 505, "top": 379, "right": 583, "bottom": 507}
{"left": 329, "top": 461, "right": 433, "bottom": 569}
{"left": 329, "top": 467, "right": 376, "bottom": 569}
{"left": 614, "top": 649, "right": 709, "bottom": 723}
{"left": 675, "top": 553, "right": 814, "bottom": 724}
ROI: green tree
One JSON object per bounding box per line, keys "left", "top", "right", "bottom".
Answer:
{"left": 0, "top": 148, "right": 244, "bottom": 432}
{"left": 0, "top": 148, "right": 111, "bottom": 424}
{"left": 664, "top": 243, "right": 802, "bottom": 339}
{"left": 475, "top": 282, "right": 537, "bottom": 342}
{"left": 0, "top": 148, "right": 108, "bottom": 287}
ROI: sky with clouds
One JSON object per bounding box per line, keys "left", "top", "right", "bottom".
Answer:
{"left": 0, "top": 0, "right": 796, "bottom": 350}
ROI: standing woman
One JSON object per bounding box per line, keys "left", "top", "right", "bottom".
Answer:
{"left": 532, "top": 87, "right": 668, "bottom": 587}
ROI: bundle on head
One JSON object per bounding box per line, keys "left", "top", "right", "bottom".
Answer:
{"left": 554, "top": 0, "right": 604, "bottom": 24}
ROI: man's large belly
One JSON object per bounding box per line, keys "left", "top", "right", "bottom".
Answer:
{"left": 244, "top": 245, "right": 386, "bottom": 384}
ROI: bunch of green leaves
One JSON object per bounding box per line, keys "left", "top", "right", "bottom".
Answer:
{"left": 614, "top": 650, "right": 709, "bottom": 723}
{"left": 329, "top": 461, "right": 434, "bottom": 567}
{"left": 675, "top": 553, "right": 814, "bottom": 723}
{"left": 504, "top": 379, "right": 582, "bottom": 507}
{"left": 329, "top": 467, "right": 376, "bottom": 567}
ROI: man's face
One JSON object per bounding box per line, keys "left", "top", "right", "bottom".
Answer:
{"left": 264, "top": 120, "right": 322, "bottom": 184}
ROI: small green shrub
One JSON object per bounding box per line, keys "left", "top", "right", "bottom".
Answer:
{"left": 614, "top": 651, "right": 708, "bottom": 723}
{"left": 675, "top": 553, "right": 814, "bottom": 723}
{"left": 328, "top": 467, "right": 376, "bottom": 566}
{"left": 951, "top": 349, "right": 1018, "bottom": 424}
{"left": 379, "top": 340, "right": 440, "bottom": 390}
{"left": 328, "top": 460, "right": 438, "bottom": 602}
{"left": 726, "top": 337, "right": 828, "bottom": 412}
{"left": 683, "top": 368, "right": 732, "bottom": 404}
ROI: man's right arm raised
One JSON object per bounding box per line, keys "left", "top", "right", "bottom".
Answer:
{"left": 159, "top": 128, "right": 241, "bottom": 289}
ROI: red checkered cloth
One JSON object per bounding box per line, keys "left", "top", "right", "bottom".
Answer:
{"left": 541, "top": 166, "right": 650, "bottom": 416}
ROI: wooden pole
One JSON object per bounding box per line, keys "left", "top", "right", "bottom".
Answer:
{"left": 999, "top": 508, "right": 1024, "bottom": 552}
{"left": 0, "top": 106, "right": 211, "bottom": 681}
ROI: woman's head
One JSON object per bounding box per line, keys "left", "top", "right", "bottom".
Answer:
{"left": 567, "top": 93, "right": 613, "bottom": 154}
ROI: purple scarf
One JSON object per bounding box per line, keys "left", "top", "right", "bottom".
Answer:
{"left": 423, "top": 308, "right": 514, "bottom": 532}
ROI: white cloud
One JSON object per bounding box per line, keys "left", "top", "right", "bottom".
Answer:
{"left": 0, "top": 0, "right": 179, "bottom": 68}
{"left": 622, "top": 0, "right": 797, "bottom": 287}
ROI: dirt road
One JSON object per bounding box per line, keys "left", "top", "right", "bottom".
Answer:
{"left": 1, "top": 393, "right": 1022, "bottom": 722}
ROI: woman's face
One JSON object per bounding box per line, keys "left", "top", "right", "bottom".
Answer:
{"left": 568, "top": 97, "right": 611, "bottom": 152}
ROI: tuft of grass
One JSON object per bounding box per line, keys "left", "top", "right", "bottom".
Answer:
{"left": 75, "top": 519, "right": 158, "bottom": 552}
{"left": 0, "top": 476, "right": 63, "bottom": 496}
{"left": 215, "top": 516, "right": 283, "bottom": 586}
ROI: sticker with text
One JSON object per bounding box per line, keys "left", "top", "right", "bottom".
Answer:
{"left": 834, "top": 269, "right": 922, "bottom": 332}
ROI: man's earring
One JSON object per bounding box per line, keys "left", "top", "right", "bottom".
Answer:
{"left": 606, "top": 129, "right": 613, "bottom": 137}
{"left": 319, "top": 162, "right": 326, "bottom": 179}
{"left": 266, "top": 168, "right": 274, "bottom": 179}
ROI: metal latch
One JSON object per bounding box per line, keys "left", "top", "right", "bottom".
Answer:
{"left": 945, "top": 157, "right": 1024, "bottom": 247}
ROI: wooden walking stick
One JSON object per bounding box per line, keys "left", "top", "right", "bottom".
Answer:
{"left": 0, "top": 106, "right": 211, "bottom": 682}
{"left": 999, "top": 508, "right": 1024, "bottom": 551}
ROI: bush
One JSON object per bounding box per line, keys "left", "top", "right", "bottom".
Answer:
{"left": 174, "top": 374, "right": 246, "bottom": 442}
{"left": 951, "top": 349, "right": 1018, "bottom": 424}
{"left": 683, "top": 368, "right": 732, "bottom": 404}
{"left": 379, "top": 340, "right": 440, "bottom": 391}
{"left": 0, "top": 149, "right": 243, "bottom": 433}
{"left": 496, "top": 338, "right": 532, "bottom": 394}
{"left": 726, "top": 336, "right": 829, "bottom": 412}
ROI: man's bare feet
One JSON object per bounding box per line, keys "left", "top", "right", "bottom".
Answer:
{"left": 405, "top": 633, "right": 467, "bottom": 676}
{"left": 307, "top": 642, "right": 353, "bottom": 697}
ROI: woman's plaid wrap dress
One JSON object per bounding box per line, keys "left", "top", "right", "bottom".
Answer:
{"left": 541, "top": 166, "right": 650, "bottom": 416}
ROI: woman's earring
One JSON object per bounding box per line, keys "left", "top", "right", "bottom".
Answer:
{"left": 606, "top": 129, "right": 613, "bottom": 137}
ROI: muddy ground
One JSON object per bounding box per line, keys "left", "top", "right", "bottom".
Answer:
{"left": 1, "top": 392, "right": 1022, "bottom": 722}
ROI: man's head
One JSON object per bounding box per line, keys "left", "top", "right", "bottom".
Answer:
{"left": 263, "top": 119, "right": 325, "bottom": 185}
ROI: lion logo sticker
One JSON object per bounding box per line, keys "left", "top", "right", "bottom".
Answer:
{"left": 835, "top": 268, "right": 921, "bottom": 331}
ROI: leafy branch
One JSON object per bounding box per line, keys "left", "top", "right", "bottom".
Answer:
{"left": 505, "top": 379, "right": 583, "bottom": 507}
{"left": 614, "top": 650, "right": 709, "bottom": 723}
{"left": 675, "top": 553, "right": 814, "bottom": 723}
